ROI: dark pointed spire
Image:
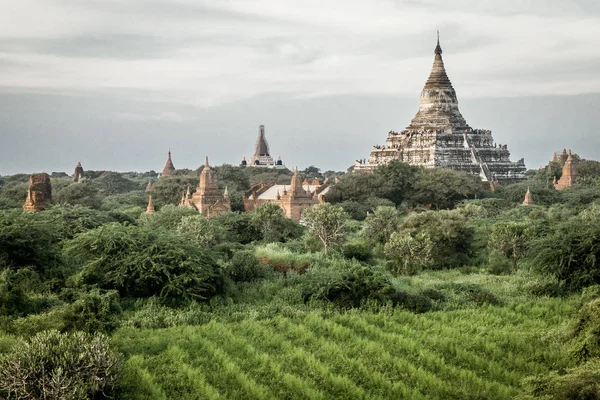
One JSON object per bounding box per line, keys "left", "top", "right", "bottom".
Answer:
{"left": 435, "top": 30, "right": 442, "bottom": 55}
{"left": 254, "top": 125, "right": 270, "bottom": 157}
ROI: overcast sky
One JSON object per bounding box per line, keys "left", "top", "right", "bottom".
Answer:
{"left": 1, "top": 0, "right": 600, "bottom": 175}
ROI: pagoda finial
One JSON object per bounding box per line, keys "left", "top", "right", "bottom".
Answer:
{"left": 146, "top": 196, "right": 155, "bottom": 214}
{"left": 435, "top": 30, "right": 442, "bottom": 55}
{"left": 205, "top": 156, "right": 209, "bottom": 168}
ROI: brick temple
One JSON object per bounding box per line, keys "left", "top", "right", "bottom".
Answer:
{"left": 355, "top": 33, "right": 526, "bottom": 183}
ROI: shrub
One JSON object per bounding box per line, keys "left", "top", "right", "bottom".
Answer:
{"left": 61, "top": 289, "right": 123, "bottom": 334}
{"left": 569, "top": 298, "right": 600, "bottom": 363}
{"left": 65, "top": 223, "right": 223, "bottom": 303}
{"left": 524, "top": 358, "right": 600, "bottom": 400}
{"left": 343, "top": 240, "right": 373, "bottom": 262}
{"left": 301, "top": 258, "right": 395, "bottom": 308}
{"left": 0, "top": 210, "right": 62, "bottom": 274}
{"left": 138, "top": 204, "right": 198, "bottom": 231}
{"left": 227, "top": 250, "right": 270, "bottom": 283}
{"left": 250, "top": 203, "right": 304, "bottom": 243}
{"left": 176, "top": 214, "right": 226, "bottom": 248}
{"left": 0, "top": 330, "right": 122, "bottom": 399}
{"left": 391, "top": 291, "right": 433, "bottom": 313}
{"left": 487, "top": 250, "right": 512, "bottom": 275}
{"left": 396, "top": 210, "right": 474, "bottom": 269}
{"left": 530, "top": 211, "right": 600, "bottom": 291}
{"left": 385, "top": 232, "right": 434, "bottom": 275}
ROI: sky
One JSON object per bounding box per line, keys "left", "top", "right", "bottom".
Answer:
{"left": 1, "top": 0, "right": 600, "bottom": 175}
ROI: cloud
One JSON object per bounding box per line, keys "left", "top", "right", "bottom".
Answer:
{"left": 0, "top": 0, "right": 598, "bottom": 107}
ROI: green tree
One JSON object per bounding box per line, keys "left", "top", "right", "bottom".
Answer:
{"left": 398, "top": 210, "right": 474, "bottom": 268}
{"left": 0, "top": 210, "right": 62, "bottom": 274}
{"left": 364, "top": 206, "right": 403, "bottom": 243}
{"left": 176, "top": 214, "right": 226, "bottom": 248}
{"left": 384, "top": 232, "right": 434, "bottom": 275}
{"left": 374, "top": 160, "right": 420, "bottom": 205}
{"left": 487, "top": 221, "right": 533, "bottom": 270}
{"left": 301, "top": 204, "right": 349, "bottom": 254}
{"left": 530, "top": 210, "right": 600, "bottom": 291}
{"left": 94, "top": 172, "right": 141, "bottom": 195}
{"left": 410, "top": 168, "right": 483, "bottom": 210}
{"left": 302, "top": 165, "right": 323, "bottom": 180}
{"left": 54, "top": 182, "right": 102, "bottom": 209}
{"left": 150, "top": 175, "right": 199, "bottom": 205}
{"left": 65, "top": 223, "right": 222, "bottom": 302}
{"left": 250, "top": 203, "right": 303, "bottom": 243}
{"left": 138, "top": 204, "right": 198, "bottom": 231}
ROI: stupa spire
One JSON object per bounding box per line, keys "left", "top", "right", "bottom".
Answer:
{"left": 161, "top": 150, "right": 176, "bottom": 176}
{"left": 406, "top": 32, "right": 469, "bottom": 132}
{"left": 435, "top": 30, "right": 442, "bottom": 55}
{"left": 254, "top": 125, "right": 270, "bottom": 157}
{"left": 146, "top": 196, "right": 155, "bottom": 214}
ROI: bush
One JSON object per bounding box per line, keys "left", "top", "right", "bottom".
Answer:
{"left": 343, "top": 240, "right": 373, "bottom": 262}
{"left": 301, "top": 258, "right": 395, "bottom": 308}
{"left": 569, "top": 298, "right": 600, "bottom": 363}
{"left": 61, "top": 289, "right": 123, "bottom": 334}
{"left": 65, "top": 223, "right": 223, "bottom": 303}
{"left": 0, "top": 210, "right": 63, "bottom": 276}
{"left": 176, "top": 214, "right": 226, "bottom": 248}
{"left": 530, "top": 211, "right": 600, "bottom": 291}
{"left": 0, "top": 330, "right": 122, "bottom": 399}
{"left": 524, "top": 358, "right": 600, "bottom": 400}
{"left": 396, "top": 210, "right": 474, "bottom": 269}
{"left": 250, "top": 203, "right": 304, "bottom": 243}
{"left": 391, "top": 291, "right": 433, "bottom": 313}
{"left": 227, "top": 250, "right": 270, "bottom": 283}
{"left": 487, "top": 250, "right": 512, "bottom": 275}
{"left": 138, "top": 204, "right": 198, "bottom": 231}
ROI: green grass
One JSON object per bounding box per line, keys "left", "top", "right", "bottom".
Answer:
{"left": 115, "top": 293, "right": 575, "bottom": 400}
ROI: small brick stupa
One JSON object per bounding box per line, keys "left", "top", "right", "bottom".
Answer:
{"left": 146, "top": 196, "right": 155, "bottom": 214}
{"left": 161, "top": 150, "right": 176, "bottom": 177}
{"left": 554, "top": 149, "right": 577, "bottom": 190}
{"left": 522, "top": 187, "right": 534, "bottom": 206}
{"left": 72, "top": 161, "right": 84, "bottom": 182}
{"left": 23, "top": 173, "right": 52, "bottom": 212}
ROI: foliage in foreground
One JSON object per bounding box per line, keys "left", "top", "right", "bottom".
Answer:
{"left": 65, "top": 223, "right": 222, "bottom": 303}
{"left": 0, "top": 330, "right": 121, "bottom": 400}
{"left": 114, "top": 299, "right": 572, "bottom": 400}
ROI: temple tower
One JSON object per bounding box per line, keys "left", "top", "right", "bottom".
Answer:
{"left": 240, "top": 125, "right": 286, "bottom": 169}
{"left": 243, "top": 167, "right": 327, "bottom": 221}
{"left": 355, "top": 33, "right": 526, "bottom": 182}
{"left": 161, "top": 150, "right": 176, "bottom": 177}
{"left": 23, "top": 173, "right": 52, "bottom": 212}
{"left": 72, "top": 162, "right": 84, "bottom": 182}
{"left": 554, "top": 149, "right": 577, "bottom": 190}
{"left": 188, "top": 156, "right": 231, "bottom": 217}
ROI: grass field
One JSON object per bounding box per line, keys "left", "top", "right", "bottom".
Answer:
{"left": 116, "top": 295, "right": 574, "bottom": 400}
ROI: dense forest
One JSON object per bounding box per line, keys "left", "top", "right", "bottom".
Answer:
{"left": 2, "top": 157, "right": 600, "bottom": 399}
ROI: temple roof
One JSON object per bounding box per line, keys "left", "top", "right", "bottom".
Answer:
{"left": 161, "top": 151, "right": 176, "bottom": 176}
{"left": 254, "top": 125, "right": 270, "bottom": 157}
{"left": 406, "top": 33, "right": 470, "bottom": 132}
